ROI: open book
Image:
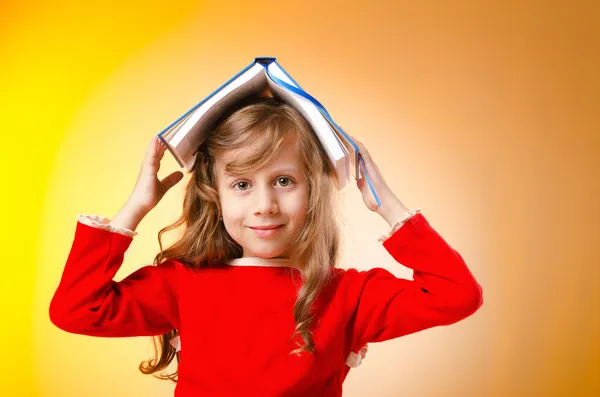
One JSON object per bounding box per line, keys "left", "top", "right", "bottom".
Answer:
{"left": 157, "top": 56, "right": 381, "bottom": 206}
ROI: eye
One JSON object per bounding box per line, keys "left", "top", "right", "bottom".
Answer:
{"left": 231, "top": 176, "right": 295, "bottom": 191}
{"left": 232, "top": 181, "right": 250, "bottom": 191}
{"left": 276, "top": 177, "right": 294, "bottom": 187}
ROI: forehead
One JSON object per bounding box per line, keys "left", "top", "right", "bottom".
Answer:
{"left": 216, "top": 133, "right": 302, "bottom": 173}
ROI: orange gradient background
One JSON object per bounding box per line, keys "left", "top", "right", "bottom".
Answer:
{"left": 1, "top": 1, "right": 598, "bottom": 396}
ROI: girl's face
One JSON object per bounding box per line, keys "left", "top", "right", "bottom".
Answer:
{"left": 215, "top": 134, "right": 309, "bottom": 260}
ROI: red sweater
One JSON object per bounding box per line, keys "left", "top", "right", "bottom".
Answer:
{"left": 49, "top": 213, "right": 483, "bottom": 397}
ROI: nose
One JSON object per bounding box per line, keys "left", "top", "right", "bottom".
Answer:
{"left": 253, "top": 185, "right": 279, "bottom": 216}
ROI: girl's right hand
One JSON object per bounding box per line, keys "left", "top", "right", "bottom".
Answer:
{"left": 127, "top": 136, "right": 184, "bottom": 214}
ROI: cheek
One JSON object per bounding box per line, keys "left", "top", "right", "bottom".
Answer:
{"left": 285, "top": 191, "right": 309, "bottom": 220}
{"left": 220, "top": 196, "right": 244, "bottom": 222}
{"left": 224, "top": 209, "right": 245, "bottom": 224}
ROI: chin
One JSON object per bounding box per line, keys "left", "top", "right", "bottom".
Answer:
{"left": 244, "top": 243, "right": 289, "bottom": 259}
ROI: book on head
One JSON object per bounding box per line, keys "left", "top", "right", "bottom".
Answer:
{"left": 157, "top": 56, "right": 381, "bottom": 206}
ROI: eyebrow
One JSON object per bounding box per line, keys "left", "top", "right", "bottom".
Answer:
{"left": 224, "top": 166, "right": 301, "bottom": 179}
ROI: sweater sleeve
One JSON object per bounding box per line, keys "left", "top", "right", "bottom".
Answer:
{"left": 49, "top": 218, "right": 180, "bottom": 337}
{"left": 347, "top": 212, "right": 483, "bottom": 352}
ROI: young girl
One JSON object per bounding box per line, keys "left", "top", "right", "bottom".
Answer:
{"left": 49, "top": 95, "right": 483, "bottom": 396}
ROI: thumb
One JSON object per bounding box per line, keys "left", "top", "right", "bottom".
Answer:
{"left": 356, "top": 177, "right": 365, "bottom": 190}
{"left": 161, "top": 171, "right": 184, "bottom": 192}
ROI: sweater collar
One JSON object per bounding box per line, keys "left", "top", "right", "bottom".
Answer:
{"left": 224, "top": 256, "right": 295, "bottom": 268}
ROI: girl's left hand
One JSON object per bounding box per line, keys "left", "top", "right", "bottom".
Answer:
{"left": 349, "top": 135, "right": 397, "bottom": 212}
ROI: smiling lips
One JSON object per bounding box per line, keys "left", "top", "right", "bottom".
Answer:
{"left": 251, "top": 225, "right": 281, "bottom": 229}
{"left": 249, "top": 224, "right": 283, "bottom": 238}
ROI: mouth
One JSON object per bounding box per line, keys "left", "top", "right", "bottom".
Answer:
{"left": 250, "top": 224, "right": 282, "bottom": 230}
{"left": 249, "top": 225, "right": 283, "bottom": 238}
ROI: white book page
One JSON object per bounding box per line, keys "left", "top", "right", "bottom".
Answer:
{"left": 167, "top": 64, "right": 269, "bottom": 170}
{"left": 324, "top": 117, "right": 359, "bottom": 180}
{"left": 266, "top": 63, "right": 348, "bottom": 189}
{"left": 170, "top": 63, "right": 265, "bottom": 146}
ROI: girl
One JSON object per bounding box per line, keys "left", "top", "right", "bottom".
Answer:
{"left": 49, "top": 95, "right": 483, "bottom": 396}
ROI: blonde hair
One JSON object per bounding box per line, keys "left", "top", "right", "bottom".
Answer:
{"left": 139, "top": 96, "right": 342, "bottom": 382}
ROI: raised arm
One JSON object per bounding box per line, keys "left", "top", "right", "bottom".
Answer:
{"left": 50, "top": 135, "right": 185, "bottom": 337}
{"left": 347, "top": 212, "right": 483, "bottom": 352}
{"left": 346, "top": 135, "right": 483, "bottom": 353}
{"left": 49, "top": 215, "right": 181, "bottom": 337}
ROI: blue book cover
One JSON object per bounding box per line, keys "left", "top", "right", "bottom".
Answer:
{"left": 157, "top": 56, "right": 381, "bottom": 206}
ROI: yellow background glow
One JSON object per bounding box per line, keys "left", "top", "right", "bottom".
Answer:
{"left": 1, "top": 1, "right": 598, "bottom": 396}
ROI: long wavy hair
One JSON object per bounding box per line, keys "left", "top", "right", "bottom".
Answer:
{"left": 138, "top": 94, "right": 343, "bottom": 382}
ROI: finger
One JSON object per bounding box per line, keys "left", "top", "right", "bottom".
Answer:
{"left": 348, "top": 134, "right": 373, "bottom": 172}
{"left": 145, "top": 135, "right": 157, "bottom": 157}
{"left": 141, "top": 137, "right": 157, "bottom": 172}
{"left": 358, "top": 155, "right": 381, "bottom": 186}
{"left": 148, "top": 136, "right": 167, "bottom": 155}
{"left": 356, "top": 176, "right": 365, "bottom": 190}
{"left": 146, "top": 137, "right": 164, "bottom": 170}
{"left": 348, "top": 134, "right": 366, "bottom": 153}
{"left": 349, "top": 135, "right": 384, "bottom": 186}
{"left": 358, "top": 145, "right": 387, "bottom": 187}
{"left": 160, "top": 171, "right": 184, "bottom": 191}
{"left": 348, "top": 133, "right": 371, "bottom": 161}
{"left": 355, "top": 140, "right": 370, "bottom": 160}
{"left": 156, "top": 139, "right": 167, "bottom": 160}
{"left": 347, "top": 133, "right": 359, "bottom": 144}
{"left": 156, "top": 136, "right": 167, "bottom": 154}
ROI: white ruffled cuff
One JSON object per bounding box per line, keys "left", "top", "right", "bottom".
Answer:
{"left": 377, "top": 208, "right": 422, "bottom": 244}
{"left": 77, "top": 214, "right": 138, "bottom": 238}
{"left": 345, "top": 344, "right": 369, "bottom": 368}
{"left": 169, "top": 334, "right": 181, "bottom": 352}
